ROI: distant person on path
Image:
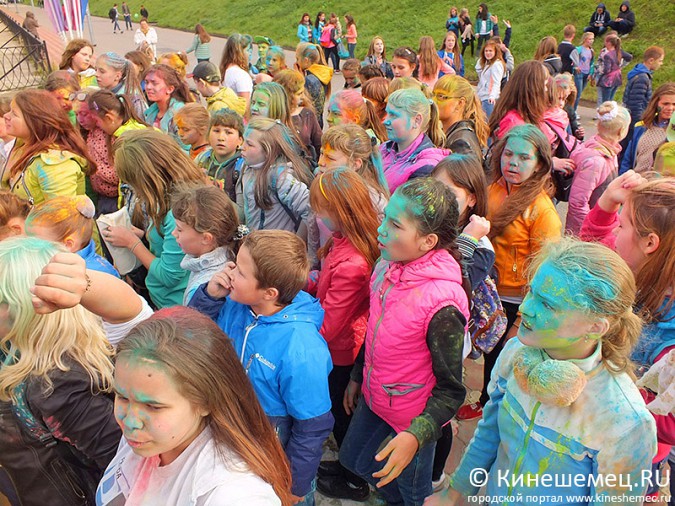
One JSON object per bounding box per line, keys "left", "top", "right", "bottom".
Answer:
{"left": 109, "top": 4, "right": 122, "bottom": 34}
{"left": 558, "top": 25, "right": 579, "bottom": 75}
{"left": 134, "top": 18, "right": 158, "bottom": 61}
{"left": 186, "top": 24, "right": 212, "bottom": 63}
{"left": 595, "top": 33, "right": 632, "bottom": 106}
{"left": 459, "top": 8, "right": 474, "bottom": 57}
{"left": 584, "top": 3, "right": 611, "bottom": 36}
{"left": 22, "top": 11, "right": 40, "bottom": 39}
{"left": 574, "top": 32, "right": 595, "bottom": 110}
{"left": 446, "top": 6, "right": 460, "bottom": 36}
{"left": 345, "top": 15, "right": 358, "bottom": 59}
{"left": 475, "top": 3, "right": 493, "bottom": 53}
{"left": 122, "top": 2, "right": 132, "bottom": 31}
{"left": 313, "top": 11, "right": 326, "bottom": 46}
{"left": 139, "top": 4, "right": 149, "bottom": 20}
{"left": 608, "top": 1, "right": 636, "bottom": 36}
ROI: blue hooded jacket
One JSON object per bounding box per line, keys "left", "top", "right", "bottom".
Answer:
{"left": 624, "top": 63, "right": 653, "bottom": 123}
{"left": 632, "top": 302, "right": 675, "bottom": 372}
{"left": 188, "top": 285, "right": 333, "bottom": 497}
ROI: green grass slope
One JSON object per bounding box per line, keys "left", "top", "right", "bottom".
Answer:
{"left": 90, "top": 0, "right": 674, "bottom": 100}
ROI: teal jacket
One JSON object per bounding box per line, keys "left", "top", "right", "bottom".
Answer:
{"left": 145, "top": 210, "right": 189, "bottom": 308}
{"left": 143, "top": 98, "right": 189, "bottom": 152}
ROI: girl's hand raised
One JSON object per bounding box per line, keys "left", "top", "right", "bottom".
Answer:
{"left": 462, "top": 215, "right": 491, "bottom": 241}
{"left": 372, "top": 431, "right": 419, "bottom": 488}
{"left": 104, "top": 225, "right": 139, "bottom": 249}
{"left": 31, "top": 252, "right": 88, "bottom": 314}
{"left": 206, "top": 262, "right": 235, "bottom": 299}
{"left": 597, "top": 170, "right": 648, "bottom": 214}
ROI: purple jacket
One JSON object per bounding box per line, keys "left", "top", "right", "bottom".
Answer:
{"left": 566, "top": 135, "right": 620, "bottom": 235}
{"left": 380, "top": 133, "right": 450, "bottom": 193}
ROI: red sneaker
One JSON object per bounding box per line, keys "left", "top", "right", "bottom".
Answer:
{"left": 456, "top": 402, "right": 483, "bottom": 420}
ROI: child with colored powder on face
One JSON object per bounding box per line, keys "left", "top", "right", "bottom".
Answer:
{"left": 456, "top": 125, "right": 562, "bottom": 423}
{"left": 171, "top": 185, "right": 245, "bottom": 305}
{"left": 339, "top": 178, "right": 469, "bottom": 504}
{"left": 25, "top": 195, "right": 119, "bottom": 277}
{"left": 380, "top": 88, "right": 450, "bottom": 193}
{"left": 579, "top": 173, "right": 675, "bottom": 500}
{"left": 326, "top": 89, "right": 387, "bottom": 144}
{"left": 195, "top": 109, "right": 244, "bottom": 203}
{"left": 174, "top": 103, "right": 211, "bottom": 159}
{"left": 188, "top": 229, "right": 333, "bottom": 504}
{"left": 427, "top": 238, "right": 657, "bottom": 506}
{"left": 307, "top": 169, "right": 379, "bottom": 502}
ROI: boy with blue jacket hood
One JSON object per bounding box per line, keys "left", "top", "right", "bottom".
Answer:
{"left": 609, "top": 0, "right": 636, "bottom": 35}
{"left": 189, "top": 229, "right": 333, "bottom": 503}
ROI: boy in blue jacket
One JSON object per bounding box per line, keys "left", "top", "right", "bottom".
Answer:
{"left": 189, "top": 229, "right": 333, "bottom": 505}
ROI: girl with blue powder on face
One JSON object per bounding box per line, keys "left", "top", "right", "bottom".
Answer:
{"left": 427, "top": 238, "right": 657, "bottom": 505}
{"left": 340, "top": 178, "right": 470, "bottom": 505}
{"left": 379, "top": 88, "right": 449, "bottom": 193}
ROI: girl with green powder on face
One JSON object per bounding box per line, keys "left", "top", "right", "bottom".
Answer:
{"left": 426, "top": 238, "right": 657, "bottom": 505}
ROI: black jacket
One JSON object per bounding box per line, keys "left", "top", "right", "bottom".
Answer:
{"left": 0, "top": 361, "right": 121, "bottom": 505}
{"left": 444, "top": 120, "right": 484, "bottom": 159}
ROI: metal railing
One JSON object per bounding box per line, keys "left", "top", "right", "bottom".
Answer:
{"left": 0, "top": 8, "right": 51, "bottom": 91}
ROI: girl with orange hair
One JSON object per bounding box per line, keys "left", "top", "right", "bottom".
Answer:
{"left": 326, "top": 89, "right": 387, "bottom": 144}
{"left": 307, "top": 168, "right": 380, "bottom": 501}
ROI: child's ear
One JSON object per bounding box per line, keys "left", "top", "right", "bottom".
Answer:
{"left": 105, "top": 111, "right": 117, "bottom": 124}
{"left": 63, "top": 235, "right": 78, "bottom": 253}
{"left": 201, "top": 231, "right": 216, "bottom": 246}
{"left": 414, "top": 112, "right": 424, "bottom": 130}
{"left": 588, "top": 317, "right": 610, "bottom": 339}
{"left": 263, "top": 286, "right": 279, "bottom": 302}
{"left": 420, "top": 232, "right": 439, "bottom": 253}
{"left": 640, "top": 232, "right": 661, "bottom": 256}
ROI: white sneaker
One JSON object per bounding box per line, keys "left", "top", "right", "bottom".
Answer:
{"left": 432, "top": 473, "right": 448, "bottom": 492}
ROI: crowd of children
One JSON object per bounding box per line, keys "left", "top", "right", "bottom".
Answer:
{"left": 0, "top": 3, "right": 674, "bottom": 506}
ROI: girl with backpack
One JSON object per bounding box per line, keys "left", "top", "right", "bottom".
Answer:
{"left": 320, "top": 14, "right": 340, "bottom": 72}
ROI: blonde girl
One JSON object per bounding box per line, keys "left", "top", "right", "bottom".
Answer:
{"left": 566, "top": 101, "right": 630, "bottom": 234}
{"left": 238, "top": 117, "right": 313, "bottom": 237}
{"left": 295, "top": 42, "right": 333, "bottom": 128}
{"left": 475, "top": 40, "right": 505, "bottom": 118}
{"left": 158, "top": 52, "right": 189, "bottom": 80}
{"left": 174, "top": 103, "right": 211, "bottom": 159}
{"left": 318, "top": 123, "right": 388, "bottom": 215}
{"left": 25, "top": 195, "right": 119, "bottom": 277}
{"left": 308, "top": 169, "right": 379, "bottom": 501}
{"left": 171, "top": 185, "right": 243, "bottom": 304}
{"left": 380, "top": 88, "right": 449, "bottom": 192}
{"left": 186, "top": 23, "right": 212, "bottom": 63}
{"left": 95, "top": 52, "right": 147, "bottom": 115}
{"left": 103, "top": 129, "right": 208, "bottom": 308}
{"left": 417, "top": 35, "right": 453, "bottom": 88}
{"left": 0, "top": 237, "right": 120, "bottom": 506}
{"left": 326, "top": 89, "right": 387, "bottom": 144}
{"left": 274, "top": 69, "right": 323, "bottom": 161}
{"left": 437, "top": 239, "right": 656, "bottom": 505}
{"left": 433, "top": 74, "right": 489, "bottom": 154}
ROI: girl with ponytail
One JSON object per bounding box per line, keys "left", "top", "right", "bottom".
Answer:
{"left": 380, "top": 88, "right": 450, "bottom": 193}
{"left": 433, "top": 238, "right": 656, "bottom": 505}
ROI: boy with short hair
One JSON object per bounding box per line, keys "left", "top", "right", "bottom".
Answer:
{"left": 624, "top": 46, "right": 665, "bottom": 128}
{"left": 188, "top": 230, "right": 334, "bottom": 504}
{"left": 195, "top": 110, "right": 244, "bottom": 203}
{"left": 558, "top": 24, "right": 579, "bottom": 75}
{"left": 189, "top": 61, "right": 247, "bottom": 116}
{"left": 341, "top": 58, "right": 361, "bottom": 89}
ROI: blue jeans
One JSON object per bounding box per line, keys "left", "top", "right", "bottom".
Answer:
{"left": 481, "top": 99, "right": 495, "bottom": 118}
{"left": 574, "top": 73, "right": 589, "bottom": 110}
{"left": 339, "top": 401, "right": 436, "bottom": 506}
{"left": 348, "top": 43, "right": 356, "bottom": 59}
{"left": 295, "top": 479, "right": 316, "bottom": 506}
{"left": 598, "top": 85, "right": 618, "bottom": 107}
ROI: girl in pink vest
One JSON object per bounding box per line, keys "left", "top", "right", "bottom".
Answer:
{"left": 380, "top": 88, "right": 450, "bottom": 193}
{"left": 307, "top": 169, "right": 381, "bottom": 501}
{"left": 340, "top": 177, "right": 470, "bottom": 505}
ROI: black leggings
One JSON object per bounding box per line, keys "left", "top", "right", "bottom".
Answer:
{"left": 476, "top": 34, "right": 491, "bottom": 53}
{"left": 432, "top": 422, "right": 454, "bottom": 481}
{"left": 461, "top": 37, "right": 474, "bottom": 57}
{"left": 478, "top": 301, "right": 520, "bottom": 406}
{"left": 323, "top": 45, "right": 340, "bottom": 70}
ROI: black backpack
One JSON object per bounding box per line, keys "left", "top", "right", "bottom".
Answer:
{"left": 544, "top": 120, "right": 579, "bottom": 202}
{"left": 108, "top": 8, "right": 116, "bottom": 20}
